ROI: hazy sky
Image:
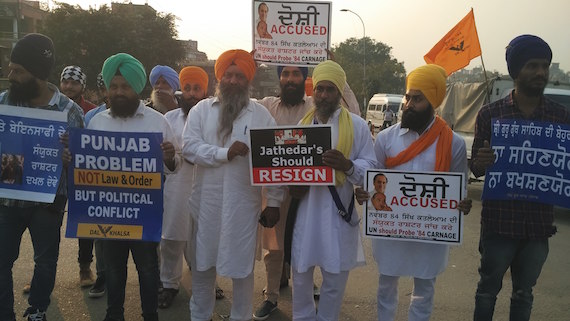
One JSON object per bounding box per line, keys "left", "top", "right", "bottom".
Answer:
{"left": 58, "top": 0, "right": 570, "bottom": 75}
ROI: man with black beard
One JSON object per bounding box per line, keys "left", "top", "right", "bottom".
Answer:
{"left": 356, "top": 64, "right": 471, "bottom": 321}
{"left": 0, "top": 33, "right": 84, "bottom": 321}
{"left": 472, "top": 35, "right": 569, "bottom": 321}
{"left": 182, "top": 49, "right": 284, "bottom": 321}
{"left": 159, "top": 66, "right": 225, "bottom": 308}
{"left": 85, "top": 53, "right": 180, "bottom": 321}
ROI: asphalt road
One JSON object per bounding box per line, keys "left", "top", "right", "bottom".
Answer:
{"left": 11, "top": 182, "right": 570, "bottom": 320}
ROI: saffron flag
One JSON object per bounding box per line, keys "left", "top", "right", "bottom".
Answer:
{"left": 424, "top": 9, "right": 482, "bottom": 75}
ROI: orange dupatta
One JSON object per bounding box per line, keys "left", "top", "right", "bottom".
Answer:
{"left": 385, "top": 116, "right": 453, "bottom": 171}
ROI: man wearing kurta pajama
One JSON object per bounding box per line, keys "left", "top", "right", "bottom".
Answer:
{"left": 182, "top": 49, "right": 284, "bottom": 321}
{"left": 358, "top": 64, "right": 471, "bottom": 321}
{"left": 290, "top": 60, "right": 377, "bottom": 321}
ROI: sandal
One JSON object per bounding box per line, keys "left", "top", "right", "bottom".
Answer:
{"left": 158, "top": 288, "right": 178, "bottom": 309}
{"left": 215, "top": 286, "right": 225, "bottom": 300}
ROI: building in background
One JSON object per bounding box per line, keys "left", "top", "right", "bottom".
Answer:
{"left": 0, "top": 0, "right": 48, "bottom": 80}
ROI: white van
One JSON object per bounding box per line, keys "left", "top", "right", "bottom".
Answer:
{"left": 366, "top": 94, "right": 403, "bottom": 130}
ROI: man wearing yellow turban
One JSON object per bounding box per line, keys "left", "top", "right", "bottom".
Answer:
{"left": 356, "top": 64, "right": 472, "bottom": 321}
{"left": 288, "top": 60, "right": 377, "bottom": 321}
{"left": 90, "top": 52, "right": 181, "bottom": 321}
{"left": 253, "top": 59, "right": 362, "bottom": 319}
{"left": 182, "top": 49, "right": 284, "bottom": 321}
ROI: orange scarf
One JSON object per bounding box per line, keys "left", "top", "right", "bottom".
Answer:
{"left": 385, "top": 116, "right": 452, "bottom": 171}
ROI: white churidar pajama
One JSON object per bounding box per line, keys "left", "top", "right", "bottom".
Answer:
{"left": 183, "top": 97, "right": 284, "bottom": 321}
{"left": 372, "top": 119, "right": 467, "bottom": 321}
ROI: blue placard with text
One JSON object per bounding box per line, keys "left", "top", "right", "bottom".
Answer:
{"left": 66, "top": 128, "right": 164, "bottom": 242}
{"left": 0, "top": 105, "right": 67, "bottom": 203}
{"left": 482, "top": 119, "right": 570, "bottom": 208}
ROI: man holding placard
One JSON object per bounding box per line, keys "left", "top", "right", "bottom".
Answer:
{"left": 85, "top": 53, "right": 179, "bottom": 321}
{"left": 289, "top": 60, "right": 376, "bottom": 321}
{"left": 357, "top": 64, "right": 471, "bottom": 321}
{"left": 183, "top": 49, "right": 284, "bottom": 321}
{"left": 0, "top": 33, "right": 84, "bottom": 321}
{"left": 471, "top": 35, "right": 570, "bottom": 321}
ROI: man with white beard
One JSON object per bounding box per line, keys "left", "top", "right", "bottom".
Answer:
{"left": 182, "top": 49, "right": 284, "bottom": 321}
{"left": 147, "top": 65, "right": 180, "bottom": 114}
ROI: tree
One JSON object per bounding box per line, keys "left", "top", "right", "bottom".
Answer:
{"left": 332, "top": 37, "right": 406, "bottom": 115}
{"left": 39, "top": 3, "right": 185, "bottom": 94}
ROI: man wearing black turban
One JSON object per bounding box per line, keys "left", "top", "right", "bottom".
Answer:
{"left": 471, "top": 34, "right": 570, "bottom": 321}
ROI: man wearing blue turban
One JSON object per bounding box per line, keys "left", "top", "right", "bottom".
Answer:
{"left": 148, "top": 65, "right": 180, "bottom": 114}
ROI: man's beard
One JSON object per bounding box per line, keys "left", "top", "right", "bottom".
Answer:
{"left": 109, "top": 95, "right": 140, "bottom": 118}
{"left": 314, "top": 95, "right": 341, "bottom": 122}
{"left": 517, "top": 76, "right": 547, "bottom": 97}
{"left": 8, "top": 78, "right": 40, "bottom": 104}
{"left": 150, "top": 90, "right": 174, "bottom": 114}
{"left": 280, "top": 81, "right": 305, "bottom": 106}
{"left": 401, "top": 104, "right": 434, "bottom": 132}
{"left": 216, "top": 81, "right": 250, "bottom": 144}
{"left": 179, "top": 96, "right": 201, "bottom": 115}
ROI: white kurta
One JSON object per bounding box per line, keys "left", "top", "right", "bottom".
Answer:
{"left": 291, "top": 109, "right": 377, "bottom": 274}
{"left": 162, "top": 108, "right": 193, "bottom": 241}
{"left": 372, "top": 119, "right": 467, "bottom": 278}
{"left": 182, "top": 97, "right": 284, "bottom": 278}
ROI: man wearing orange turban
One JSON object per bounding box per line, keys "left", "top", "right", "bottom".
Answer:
{"left": 178, "top": 66, "right": 209, "bottom": 114}
{"left": 356, "top": 64, "right": 472, "bottom": 321}
{"left": 182, "top": 49, "right": 284, "bottom": 321}
{"left": 157, "top": 65, "right": 213, "bottom": 309}
{"left": 214, "top": 49, "right": 257, "bottom": 83}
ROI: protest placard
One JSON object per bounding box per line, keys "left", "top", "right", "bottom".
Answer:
{"left": 249, "top": 125, "right": 333, "bottom": 185}
{"left": 66, "top": 128, "right": 164, "bottom": 242}
{"left": 252, "top": 0, "right": 331, "bottom": 66}
{"left": 0, "top": 105, "right": 67, "bottom": 203}
{"left": 482, "top": 119, "right": 570, "bottom": 208}
{"left": 364, "top": 169, "right": 465, "bottom": 245}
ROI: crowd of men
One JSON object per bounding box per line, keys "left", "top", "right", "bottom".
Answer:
{"left": 0, "top": 32, "right": 566, "bottom": 321}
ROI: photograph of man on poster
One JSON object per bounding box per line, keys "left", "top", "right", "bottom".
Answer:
{"left": 256, "top": 2, "right": 273, "bottom": 39}
{"left": 370, "top": 172, "right": 392, "bottom": 211}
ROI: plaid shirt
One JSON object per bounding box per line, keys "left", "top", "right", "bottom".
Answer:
{"left": 0, "top": 83, "right": 84, "bottom": 208}
{"left": 471, "top": 90, "right": 570, "bottom": 239}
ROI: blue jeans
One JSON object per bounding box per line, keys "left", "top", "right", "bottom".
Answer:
{"left": 101, "top": 240, "right": 159, "bottom": 321}
{"left": 0, "top": 204, "right": 64, "bottom": 320}
{"left": 474, "top": 228, "right": 549, "bottom": 321}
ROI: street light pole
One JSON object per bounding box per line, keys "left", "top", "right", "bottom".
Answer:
{"left": 340, "top": 9, "right": 366, "bottom": 113}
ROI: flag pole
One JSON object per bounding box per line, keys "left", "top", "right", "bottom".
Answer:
{"left": 480, "top": 55, "right": 491, "bottom": 103}
{"left": 472, "top": 7, "right": 491, "bottom": 103}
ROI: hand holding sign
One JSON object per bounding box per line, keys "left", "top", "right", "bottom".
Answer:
{"left": 322, "top": 149, "right": 352, "bottom": 172}
{"left": 457, "top": 198, "right": 472, "bottom": 215}
{"left": 473, "top": 140, "right": 495, "bottom": 175}
{"left": 161, "top": 141, "right": 176, "bottom": 171}
{"left": 355, "top": 187, "right": 370, "bottom": 205}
